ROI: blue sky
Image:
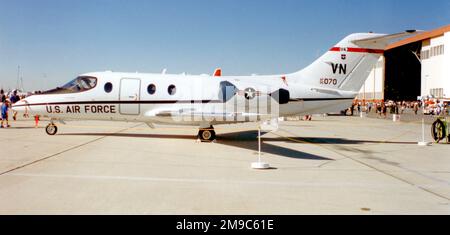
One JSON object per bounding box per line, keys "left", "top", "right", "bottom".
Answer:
{"left": 1, "top": 0, "right": 449, "bottom": 91}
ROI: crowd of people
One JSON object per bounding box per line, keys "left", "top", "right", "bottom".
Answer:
{"left": 349, "top": 99, "right": 450, "bottom": 118}
{"left": 0, "top": 89, "right": 38, "bottom": 128}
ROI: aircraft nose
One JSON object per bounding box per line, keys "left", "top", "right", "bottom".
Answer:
{"left": 11, "top": 100, "right": 27, "bottom": 113}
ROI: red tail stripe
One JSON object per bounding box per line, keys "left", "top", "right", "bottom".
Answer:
{"left": 330, "top": 47, "right": 384, "bottom": 54}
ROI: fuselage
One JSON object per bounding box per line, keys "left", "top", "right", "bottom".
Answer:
{"left": 12, "top": 71, "right": 356, "bottom": 126}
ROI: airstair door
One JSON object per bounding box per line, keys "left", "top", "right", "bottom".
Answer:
{"left": 119, "top": 78, "right": 141, "bottom": 115}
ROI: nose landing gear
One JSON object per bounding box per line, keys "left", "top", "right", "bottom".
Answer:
{"left": 45, "top": 123, "right": 58, "bottom": 135}
{"left": 198, "top": 126, "right": 216, "bottom": 142}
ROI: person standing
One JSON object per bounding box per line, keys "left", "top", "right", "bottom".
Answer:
{"left": 413, "top": 102, "right": 419, "bottom": 115}
{"left": 9, "top": 90, "right": 20, "bottom": 121}
{"left": 0, "top": 89, "right": 4, "bottom": 122}
{"left": 377, "top": 103, "right": 381, "bottom": 117}
{"left": 0, "top": 89, "right": 6, "bottom": 103}
{"left": 1, "top": 99, "right": 10, "bottom": 128}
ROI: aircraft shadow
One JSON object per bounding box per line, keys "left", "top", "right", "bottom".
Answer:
{"left": 217, "top": 131, "right": 331, "bottom": 160}
{"left": 60, "top": 131, "right": 332, "bottom": 161}
{"left": 60, "top": 130, "right": 416, "bottom": 160}
{"left": 219, "top": 130, "right": 418, "bottom": 145}
{"left": 61, "top": 132, "right": 196, "bottom": 140}
{"left": 1, "top": 126, "right": 43, "bottom": 129}
{"left": 261, "top": 136, "right": 417, "bottom": 145}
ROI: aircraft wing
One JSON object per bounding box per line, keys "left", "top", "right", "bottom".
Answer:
{"left": 147, "top": 109, "right": 267, "bottom": 121}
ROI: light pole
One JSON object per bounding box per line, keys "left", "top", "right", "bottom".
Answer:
{"left": 410, "top": 50, "right": 431, "bottom": 146}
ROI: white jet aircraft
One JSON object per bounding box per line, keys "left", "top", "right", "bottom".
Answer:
{"left": 12, "top": 31, "right": 417, "bottom": 141}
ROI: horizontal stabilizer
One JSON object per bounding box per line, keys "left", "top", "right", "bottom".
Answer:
{"left": 351, "top": 30, "right": 422, "bottom": 48}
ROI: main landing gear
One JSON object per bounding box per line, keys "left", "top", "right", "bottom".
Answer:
{"left": 45, "top": 122, "right": 58, "bottom": 135}
{"left": 198, "top": 126, "right": 216, "bottom": 142}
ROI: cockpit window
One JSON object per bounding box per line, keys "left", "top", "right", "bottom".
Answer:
{"left": 42, "top": 76, "right": 98, "bottom": 94}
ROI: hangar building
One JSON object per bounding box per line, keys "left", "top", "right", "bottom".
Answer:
{"left": 357, "top": 24, "right": 450, "bottom": 102}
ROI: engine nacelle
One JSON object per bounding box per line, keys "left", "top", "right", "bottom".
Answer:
{"left": 270, "top": 89, "right": 290, "bottom": 104}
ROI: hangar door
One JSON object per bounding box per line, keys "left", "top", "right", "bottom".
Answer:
{"left": 384, "top": 42, "right": 422, "bottom": 101}
{"left": 119, "top": 78, "right": 141, "bottom": 115}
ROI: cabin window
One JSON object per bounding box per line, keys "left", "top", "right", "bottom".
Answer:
{"left": 168, "top": 85, "right": 176, "bottom": 95}
{"left": 147, "top": 84, "right": 156, "bottom": 95}
{"left": 104, "top": 82, "right": 113, "bottom": 93}
{"left": 42, "top": 76, "right": 98, "bottom": 94}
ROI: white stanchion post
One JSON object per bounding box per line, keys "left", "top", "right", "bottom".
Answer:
{"left": 418, "top": 105, "right": 431, "bottom": 146}
{"left": 258, "top": 128, "right": 261, "bottom": 162}
{"left": 422, "top": 118, "right": 425, "bottom": 141}
{"left": 252, "top": 126, "right": 270, "bottom": 169}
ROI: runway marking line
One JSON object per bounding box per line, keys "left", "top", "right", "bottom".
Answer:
{"left": 6, "top": 172, "right": 421, "bottom": 189}
{"left": 0, "top": 123, "right": 144, "bottom": 177}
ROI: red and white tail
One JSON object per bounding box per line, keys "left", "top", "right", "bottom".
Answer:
{"left": 292, "top": 31, "right": 419, "bottom": 92}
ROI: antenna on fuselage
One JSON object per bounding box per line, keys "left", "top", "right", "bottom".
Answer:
{"left": 162, "top": 68, "right": 167, "bottom": 74}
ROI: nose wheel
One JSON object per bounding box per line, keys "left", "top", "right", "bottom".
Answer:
{"left": 45, "top": 123, "right": 58, "bottom": 135}
{"left": 198, "top": 126, "right": 216, "bottom": 142}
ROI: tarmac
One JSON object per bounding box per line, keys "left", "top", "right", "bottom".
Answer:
{"left": 0, "top": 114, "right": 449, "bottom": 214}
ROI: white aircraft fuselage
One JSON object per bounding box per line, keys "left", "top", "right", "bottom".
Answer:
{"left": 14, "top": 72, "right": 355, "bottom": 123}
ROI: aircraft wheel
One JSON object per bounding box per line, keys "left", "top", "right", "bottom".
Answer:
{"left": 198, "top": 128, "right": 216, "bottom": 142}
{"left": 45, "top": 124, "right": 58, "bottom": 136}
